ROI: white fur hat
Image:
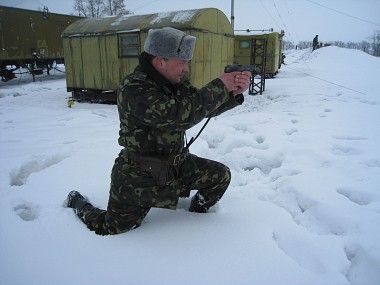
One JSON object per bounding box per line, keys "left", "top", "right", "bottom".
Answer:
{"left": 144, "top": 27, "right": 196, "bottom": 61}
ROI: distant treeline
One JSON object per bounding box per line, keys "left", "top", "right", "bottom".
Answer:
{"left": 283, "top": 30, "right": 380, "bottom": 57}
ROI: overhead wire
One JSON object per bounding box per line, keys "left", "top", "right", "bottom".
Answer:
{"left": 271, "top": 0, "right": 296, "bottom": 45}
{"left": 304, "top": 0, "right": 380, "bottom": 27}
{"left": 127, "top": 0, "right": 159, "bottom": 14}
{"left": 282, "top": 0, "right": 301, "bottom": 44}
{"left": 258, "top": 0, "right": 282, "bottom": 31}
{"left": 283, "top": 65, "right": 367, "bottom": 96}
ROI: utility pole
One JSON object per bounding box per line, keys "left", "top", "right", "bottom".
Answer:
{"left": 231, "top": 0, "right": 235, "bottom": 30}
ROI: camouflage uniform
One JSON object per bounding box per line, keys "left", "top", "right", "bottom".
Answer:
{"left": 80, "top": 52, "right": 244, "bottom": 235}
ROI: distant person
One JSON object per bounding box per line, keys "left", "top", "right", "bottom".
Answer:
{"left": 312, "top": 35, "right": 319, "bottom": 51}
{"left": 65, "top": 27, "right": 251, "bottom": 235}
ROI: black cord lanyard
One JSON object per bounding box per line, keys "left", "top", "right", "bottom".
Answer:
{"left": 184, "top": 117, "right": 212, "bottom": 151}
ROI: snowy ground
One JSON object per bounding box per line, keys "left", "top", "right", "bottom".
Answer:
{"left": 0, "top": 47, "right": 379, "bottom": 285}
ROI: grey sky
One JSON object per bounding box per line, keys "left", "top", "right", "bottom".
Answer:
{"left": 3, "top": 0, "right": 380, "bottom": 43}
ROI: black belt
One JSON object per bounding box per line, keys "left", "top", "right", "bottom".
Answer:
{"left": 122, "top": 149, "right": 188, "bottom": 166}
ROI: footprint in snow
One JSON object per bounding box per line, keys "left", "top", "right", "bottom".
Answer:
{"left": 336, "top": 187, "right": 372, "bottom": 206}
{"left": 62, "top": 140, "right": 78, "bottom": 145}
{"left": 242, "top": 152, "right": 283, "bottom": 174}
{"left": 331, "top": 145, "right": 361, "bottom": 156}
{"left": 287, "top": 112, "right": 300, "bottom": 117}
{"left": 255, "top": 135, "right": 265, "bottom": 144}
{"left": 344, "top": 245, "right": 380, "bottom": 284}
{"left": 356, "top": 98, "right": 378, "bottom": 105}
{"left": 9, "top": 154, "right": 69, "bottom": 186}
{"left": 13, "top": 202, "right": 39, "bottom": 221}
{"left": 267, "top": 187, "right": 316, "bottom": 219}
{"left": 283, "top": 127, "right": 298, "bottom": 135}
{"left": 319, "top": 108, "right": 332, "bottom": 117}
{"left": 333, "top": 135, "right": 367, "bottom": 141}
{"left": 269, "top": 169, "right": 301, "bottom": 182}
{"left": 360, "top": 159, "right": 380, "bottom": 168}
{"left": 267, "top": 188, "right": 351, "bottom": 236}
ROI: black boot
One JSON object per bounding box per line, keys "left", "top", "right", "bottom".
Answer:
{"left": 188, "top": 194, "right": 208, "bottom": 213}
{"left": 66, "top": 191, "right": 93, "bottom": 219}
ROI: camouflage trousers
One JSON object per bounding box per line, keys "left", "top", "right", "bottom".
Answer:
{"left": 80, "top": 153, "right": 231, "bottom": 235}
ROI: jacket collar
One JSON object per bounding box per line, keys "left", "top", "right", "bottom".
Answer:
{"left": 138, "top": 52, "right": 172, "bottom": 87}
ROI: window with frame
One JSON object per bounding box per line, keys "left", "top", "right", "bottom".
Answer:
{"left": 119, "top": 33, "right": 140, "bottom": 57}
{"left": 240, "top": 41, "right": 250, "bottom": 49}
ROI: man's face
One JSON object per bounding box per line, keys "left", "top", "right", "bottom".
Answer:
{"left": 158, "top": 57, "right": 189, "bottom": 84}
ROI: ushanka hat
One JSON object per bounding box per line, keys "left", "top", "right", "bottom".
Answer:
{"left": 144, "top": 27, "right": 196, "bottom": 61}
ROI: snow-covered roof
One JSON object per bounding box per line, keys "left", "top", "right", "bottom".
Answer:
{"left": 62, "top": 8, "right": 232, "bottom": 37}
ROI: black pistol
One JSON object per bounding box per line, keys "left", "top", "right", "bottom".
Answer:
{"left": 224, "top": 65, "right": 256, "bottom": 73}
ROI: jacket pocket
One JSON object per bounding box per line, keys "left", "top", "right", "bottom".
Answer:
{"left": 139, "top": 156, "right": 170, "bottom": 186}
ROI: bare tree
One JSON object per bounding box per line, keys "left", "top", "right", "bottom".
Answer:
{"left": 346, "top": 41, "right": 356, "bottom": 49}
{"left": 370, "top": 30, "right": 380, "bottom": 57}
{"left": 73, "top": 0, "right": 87, "bottom": 16}
{"left": 296, "top": 41, "right": 311, "bottom": 50}
{"left": 283, "top": 40, "right": 295, "bottom": 50}
{"left": 73, "top": 0, "right": 131, "bottom": 17}
{"left": 359, "top": 41, "right": 370, "bottom": 54}
{"left": 87, "top": 0, "right": 103, "bottom": 17}
{"left": 103, "top": 0, "right": 130, "bottom": 16}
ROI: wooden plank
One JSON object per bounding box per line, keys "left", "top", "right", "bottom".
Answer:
{"left": 81, "top": 37, "right": 101, "bottom": 90}
{"left": 63, "top": 38, "right": 83, "bottom": 88}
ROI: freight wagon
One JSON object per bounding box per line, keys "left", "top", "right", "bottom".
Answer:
{"left": 0, "top": 5, "right": 82, "bottom": 81}
{"left": 61, "top": 8, "right": 234, "bottom": 102}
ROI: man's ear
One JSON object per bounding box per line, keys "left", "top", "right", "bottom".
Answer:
{"left": 152, "top": 56, "right": 165, "bottom": 71}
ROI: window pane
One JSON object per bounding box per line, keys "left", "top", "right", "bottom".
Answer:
{"left": 119, "top": 34, "right": 140, "bottom": 57}
{"left": 121, "top": 35, "right": 138, "bottom": 45}
{"left": 121, "top": 47, "right": 139, "bottom": 56}
{"left": 240, "top": 41, "right": 250, "bottom": 49}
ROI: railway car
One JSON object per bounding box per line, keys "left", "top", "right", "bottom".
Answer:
{"left": 234, "top": 31, "right": 285, "bottom": 78}
{"left": 0, "top": 5, "right": 82, "bottom": 81}
{"left": 61, "top": 8, "right": 234, "bottom": 102}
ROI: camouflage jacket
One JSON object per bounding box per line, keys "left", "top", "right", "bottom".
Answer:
{"left": 117, "top": 52, "right": 244, "bottom": 157}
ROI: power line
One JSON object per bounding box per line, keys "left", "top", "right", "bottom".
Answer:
{"left": 305, "top": 0, "right": 380, "bottom": 27}
{"left": 283, "top": 0, "right": 301, "bottom": 43}
{"left": 258, "top": 0, "right": 282, "bottom": 30}
{"left": 128, "top": 0, "right": 159, "bottom": 13}
{"left": 283, "top": 65, "right": 367, "bottom": 96}
{"left": 14, "top": 0, "right": 46, "bottom": 9}
{"left": 271, "top": 0, "right": 296, "bottom": 45}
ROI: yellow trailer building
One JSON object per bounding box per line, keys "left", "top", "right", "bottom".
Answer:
{"left": 234, "top": 31, "right": 284, "bottom": 77}
{"left": 62, "top": 8, "right": 234, "bottom": 101}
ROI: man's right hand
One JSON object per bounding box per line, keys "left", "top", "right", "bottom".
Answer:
{"left": 218, "top": 71, "right": 251, "bottom": 96}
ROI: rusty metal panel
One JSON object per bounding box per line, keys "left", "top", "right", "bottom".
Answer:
{"left": 0, "top": 5, "right": 82, "bottom": 64}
